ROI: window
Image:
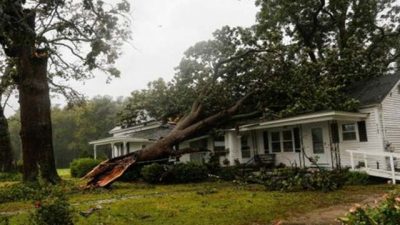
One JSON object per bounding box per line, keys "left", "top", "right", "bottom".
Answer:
{"left": 282, "top": 130, "right": 294, "bottom": 152}
{"left": 342, "top": 124, "right": 357, "bottom": 141}
{"left": 189, "top": 139, "right": 208, "bottom": 149}
{"left": 241, "top": 135, "right": 251, "bottom": 158}
{"left": 213, "top": 136, "right": 226, "bottom": 155}
{"left": 271, "top": 132, "right": 281, "bottom": 153}
{"left": 312, "top": 128, "right": 324, "bottom": 154}
{"left": 263, "top": 131, "right": 269, "bottom": 153}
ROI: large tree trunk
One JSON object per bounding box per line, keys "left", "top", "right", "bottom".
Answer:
{"left": 84, "top": 93, "right": 252, "bottom": 188}
{"left": 10, "top": 10, "right": 60, "bottom": 183}
{"left": 0, "top": 105, "right": 13, "bottom": 172}
{"left": 17, "top": 48, "right": 60, "bottom": 183}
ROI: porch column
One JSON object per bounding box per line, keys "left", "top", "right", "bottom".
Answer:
{"left": 123, "top": 141, "right": 127, "bottom": 155}
{"left": 93, "top": 145, "right": 97, "bottom": 159}
{"left": 111, "top": 142, "right": 115, "bottom": 158}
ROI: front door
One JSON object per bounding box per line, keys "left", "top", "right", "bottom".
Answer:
{"left": 311, "top": 127, "right": 329, "bottom": 165}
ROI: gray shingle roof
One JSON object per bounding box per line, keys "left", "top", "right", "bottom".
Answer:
{"left": 348, "top": 74, "right": 400, "bottom": 106}
{"left": 128, "top": 124, "right": 174, "bottom": 141}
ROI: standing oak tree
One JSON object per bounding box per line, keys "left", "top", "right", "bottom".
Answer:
{"left": 0, "top": 0, "right": 130, "bottom": 183}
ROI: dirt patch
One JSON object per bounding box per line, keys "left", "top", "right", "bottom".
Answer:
{"left": 279, "top": 193, "right": 383, "bottom": 225}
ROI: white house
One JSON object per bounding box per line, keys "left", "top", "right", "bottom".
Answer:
{"left": 89, "top": 74, "right": 400, "bottom": 181}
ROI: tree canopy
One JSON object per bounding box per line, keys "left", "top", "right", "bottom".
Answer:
{"left": 121, "top": 0, "right": 400, "bottom": 124}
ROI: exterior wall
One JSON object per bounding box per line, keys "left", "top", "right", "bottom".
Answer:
{"left": 222, "top": 109, "right": 386, "bottom": 169}
{"left": 381, "top": 81, "right": 400, "bottom": 153}
{"left": 338, "top": 107, "right": 385, "bottom": 168}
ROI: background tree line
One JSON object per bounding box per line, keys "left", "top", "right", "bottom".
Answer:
{"left": 7, "top": 96, "right": 125, "bottom": 168}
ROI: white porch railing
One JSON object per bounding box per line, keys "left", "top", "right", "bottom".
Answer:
{"left": 347, "top": 149, "right": 400, "bottom": 184}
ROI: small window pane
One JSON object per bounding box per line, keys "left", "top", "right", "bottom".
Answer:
{"left": 272, "top": 143, "right": 281, "bottom": 153}
{"left": 283, "top": 142, "right": 293, "bottom": 152}
{"left": 271, "top": 132, "right": 281, "bottom": 153}
{"left": 241, "top": 135, "right": 251, "bottom": 158}
{"left": 343, "top": 132, "right": 357, "bottom": 140}
{"left": 271, "top": 132, "right": 280, "bottom": 141}
{"left": 282, "top": 130, "right": 292, "bottom": 140}
{"left": 342, "top": 124, "right": 355, "bottom": 132}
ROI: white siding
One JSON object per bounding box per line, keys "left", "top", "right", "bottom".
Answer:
{"left": 338, "top": 107, "right": 385, "bottom": 168}
{"left": 381, "top": 81, "right": 400, "bottom": 152}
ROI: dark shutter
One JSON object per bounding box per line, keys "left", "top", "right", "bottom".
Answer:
{"left": 263, "top": 131, "right": 269, "bottom": 153}
{"left": 293, "top": 128, "right": 301, "bottom": 152}
{"left": 330, "top": 123, "right": 339, "bottom": 143}
{"left": 358, "top": 121, "right": 368, "bottom": 142}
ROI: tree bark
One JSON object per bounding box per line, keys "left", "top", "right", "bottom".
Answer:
{"left": 0, "top": 105, "right": 13, "bottom": 172}
{"left": 16, "top": 48, "right": 60, "bottom": 183}
{"left": 84, "top": 92, "right": 253, "bottom": 188}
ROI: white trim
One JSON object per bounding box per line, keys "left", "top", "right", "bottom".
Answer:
{"left": 237, "top": 111, "right": 368, "bottom": 131}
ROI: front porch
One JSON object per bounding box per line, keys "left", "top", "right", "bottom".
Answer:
{"left": 89, "top": 137, "right": 153, "bottom": 159}
{"left": 225, "top": 111, "right": 369, "bottom": 168}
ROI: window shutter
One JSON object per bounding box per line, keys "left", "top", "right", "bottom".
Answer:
{"left": 263, "top": 131, "right": 269, "bottom": 153}
{"left": 330, "top": 123, "right": 339, "bottom": 143}
{"left": 358, "top": 121, "right": 368, "bottom": 142}
{"left": 293, "top": 128, "right": 301, "bottom": 152}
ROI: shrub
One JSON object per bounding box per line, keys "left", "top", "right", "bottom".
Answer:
{"left": 306, "top": 169, "right": 347, "bottom": 192}
{"left": 250, "top": 168, "right": 347, "bottom": 192}
{"left": 119, "top": 165, "right": 143, "bottom": 182}
{"left": 16, "top": 160, "right": 23, "bottom": 173}
{"left": 339, "top": 192, "right": 400, "bottom": 225}
{"left": 345, "top": 171, "right": 370, "bottom": 185}
{"left": 141, "top": 163, "right": 209, "bottom": 184}
{"left": 217, "top": 166, "right": 239, "bottom": 181}
{"left": 70, "top": 158, "right": 101, "bottom": 178}
{"left": 169, "top": 163, "right": 208, "bottom": 183}
{"left": 30, "top": 189, "right": 74, "bottom": 225}
{"left": 141, "top": 163, "right": 165, "bottom": 184}
{"left": 0, "top": 172, "right": 21, "bottom": 182}
{"left": 0, "top": 182, "right": 78, "bottom": 204}
{"left": 0, "top": 216, "right": 9, "bottom": 225}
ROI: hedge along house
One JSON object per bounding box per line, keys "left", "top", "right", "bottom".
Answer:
{"left": 222, "top": 74, "right": 400, "bottom": 181}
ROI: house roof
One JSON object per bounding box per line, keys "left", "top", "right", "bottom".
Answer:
{"left": 237, "top": 110, "right": 368, "bottom": 131}
{"left": 348, "top": 74, "right": 400, "bottom": 106}
{"left": 125, "top": 124, "right": 174, "bottom": 141}
{"left": 89, "top": 123, "right": 175, "bottom": 145}
{"left": 89, "top": 136, "right": 153, "bottom": 145}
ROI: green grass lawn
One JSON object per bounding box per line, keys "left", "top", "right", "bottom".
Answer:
{"left": 0, "top": 169, "right": 396, "bottom": 225}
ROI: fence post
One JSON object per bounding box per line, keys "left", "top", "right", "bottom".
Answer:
{"left": 363, "top": 153, "right": 368, "bottom": 170}
{"left": 390, "top": 155, "right": 396, "bottom": 184}
{"left": 350, "top": 151, "right": 355, "bottom": 170}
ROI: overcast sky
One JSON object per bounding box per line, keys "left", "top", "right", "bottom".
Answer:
{"left": 5, "top": 0, "right": 258, "bottom": 117}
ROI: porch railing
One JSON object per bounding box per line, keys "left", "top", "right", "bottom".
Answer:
{"left": 347, "top": 149, "right": 400, "bottom": 184}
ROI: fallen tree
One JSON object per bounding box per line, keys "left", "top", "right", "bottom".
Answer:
{"left": 84, "top": 93, "right": 252, "bottom": 188}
